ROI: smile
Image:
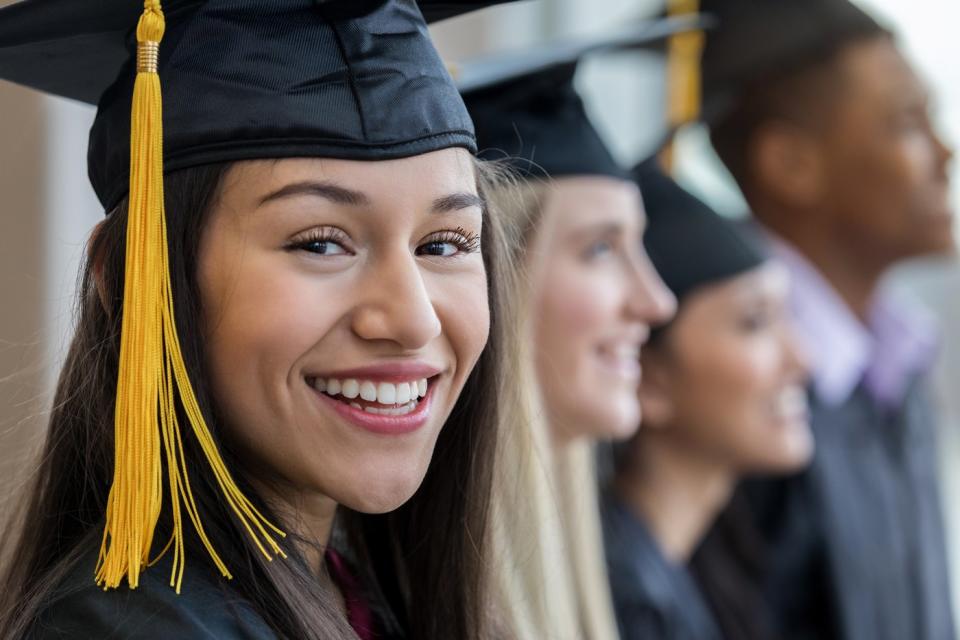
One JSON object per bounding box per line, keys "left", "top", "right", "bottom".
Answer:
{"left": 306, "top": 375, "right": 436, "bottom": 435}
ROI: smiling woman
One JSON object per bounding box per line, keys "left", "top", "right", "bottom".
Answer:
{"left": 462, "top": 50, "right": 676, "bottom": 640}
{"left": 0, "top": 1, "right": 518, "bottom": 639}
{"left": 603, "top": 164, "right": 812, "bottom": 640}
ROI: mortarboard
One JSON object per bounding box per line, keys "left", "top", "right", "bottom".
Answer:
{"left": 0, "top": 0, "right": 519, "bottom": 210}
{"left": 458, "top": 15, "right": 706, "bottom": 180}
{"left": 700, "top": 0, "right": 888, "bottom": 125}
{"left": 0, "top": 0, "right": 515, "bottom": 593}
{"left": 635, "top": 159, "right": 767, "bottom": 302}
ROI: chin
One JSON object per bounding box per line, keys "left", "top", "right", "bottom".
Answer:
{"left": 340, "top": 481, "right": 421, "bottom": 514}
{"left": 333, "top": 459, "right": 431, "bottom": 514}
{"left": 752, "top": 433, "right": 814, "bottom": 474}
{"left": 587, "top": 400, "right": 641, "bottom": 442}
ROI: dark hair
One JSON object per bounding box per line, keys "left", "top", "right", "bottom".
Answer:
{"left": 689, "top": 492, "right": 777, "bottom": 640}
{"left": 710, "top": 28, "right": 891, "bottom": 195}
{"left": 0, "top": 158, "right": 512, "bottom": 639}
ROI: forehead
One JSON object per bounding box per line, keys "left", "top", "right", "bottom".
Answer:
{"left": 837, "top": 36, "right": 925, "bottom": 106}
{"left": 220, "top": 148, "right": 478, "bottom": 207}
{"left": 542, "top": 176, "right": 643, "bottom": 231}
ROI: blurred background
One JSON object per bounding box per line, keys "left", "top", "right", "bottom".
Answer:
{"left": 1, "top": 0, "right": 959, "bottom": 624}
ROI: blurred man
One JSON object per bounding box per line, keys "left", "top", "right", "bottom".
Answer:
{"left": 701, "top": 0, "right": 955, "bottom": 638}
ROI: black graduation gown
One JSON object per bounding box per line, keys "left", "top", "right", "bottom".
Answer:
{"left": 744, "top": 379, "right": 955, "bottom": 640}
{"left": 601, "top": 491, "right": 724, "bottom": 640}
{"left": 27, "top": 540, "right": 402, "bottom": 639}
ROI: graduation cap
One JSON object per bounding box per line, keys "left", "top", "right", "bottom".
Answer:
{"left": 459, "top": 15, "right": 707, "bottom": 180}
{"left": 0, "top": 0, "right": 514, "bottom": 593}
{"left": 0, "top": 0, "right": 519, "bottom": 210}
{"left": 635, "top": 159, "right": 767, "bottom": 302}
{"left": 700, "top": 0, "right": 888, "bottom": 125}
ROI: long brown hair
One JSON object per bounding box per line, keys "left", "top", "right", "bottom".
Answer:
{"left": 0, "top": 157, "right": 515, "bottom": 640}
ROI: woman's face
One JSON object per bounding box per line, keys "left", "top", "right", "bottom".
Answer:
{"left": 529, "top": 176, "right": 676, "bottom": 443}
{"left": 640, "top": 264, "right": 813, "bottom": 474}
{"left": 198, "top": 149, "right": 489, "bottom": 515}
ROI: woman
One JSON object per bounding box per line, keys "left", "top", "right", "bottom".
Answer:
{"left": 0, "top": 1, "right": 518, "bottom": 638}
{"left": 463, "top": 57, "right": 677, "bottom": 639}
{"left": 602, "top": 164, "right": 813, "bottom": 639}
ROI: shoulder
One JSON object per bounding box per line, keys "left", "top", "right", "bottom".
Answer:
{"left": 599, "top": 492, "right": 676, "bottom": 612}
{"left": 28, "top": 544, "right": 276, "bottom": 640}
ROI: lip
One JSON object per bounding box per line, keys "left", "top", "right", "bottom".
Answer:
{"left": 308, "top": 377, "right": 437, "bottom": 436}
{"left": 308, "top": 361, "right": 443, "bottom": 383}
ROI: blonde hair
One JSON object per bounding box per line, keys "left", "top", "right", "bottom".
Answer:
{"left": 486, "top": 174, "right": 620, "bottom": 640}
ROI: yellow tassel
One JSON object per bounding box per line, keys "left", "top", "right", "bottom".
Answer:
{"left": 96, "top": 0, "right": 285, "bottom": 594}
{"left": 662, "top": 0, "right": 705, "bottom": 173}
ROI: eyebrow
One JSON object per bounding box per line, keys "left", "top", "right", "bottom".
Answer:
{"left": 257, "top": 180, "right": 484, "bottom": 215}
{"left": 575, "top": 221, "right": 625, "bottom": 237}
{"left": 431, "top": 192, "right": 485, "bottom": 214}
{"left": 258, "top": 181, "right": 369, "bottom": 207}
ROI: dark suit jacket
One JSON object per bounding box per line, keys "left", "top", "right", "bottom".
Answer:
{"left": 745, "top": 380, "right": 955, "bottom": 640}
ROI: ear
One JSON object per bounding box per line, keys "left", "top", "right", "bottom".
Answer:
{"left": 87, "top": 219, "right": 111, "bottom": 317}
{"left": 751, "top": 121, "right": 826, "bottom": 209}
{"left": 638, "top": 349, "right": 676, "bottom": 430}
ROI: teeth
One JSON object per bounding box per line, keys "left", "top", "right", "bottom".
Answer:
{"left": 313, "top": 375, "right": 430, "bottom": 406}
{"left": 341, "top": 379, "right": 360, "bottom": 399}
{"left": 359, "top": 381, "right": 377, "bottom": 402}
{"left": 362, "top": 401, "right": 417, "bottom": 416}
{"left": 377, "top": 382, "right": 397, "bottom": 405}
{"left": 775, "top": 386, "right": 809, "bottom": 418}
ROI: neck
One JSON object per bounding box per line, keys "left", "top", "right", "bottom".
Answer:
{"left": 615, "top": 441, "right": 733, "bottom": 563}
{"left": 756, "top": 206, "right": 885, "bottom": 322}
{"left": 249, "top": 476, "right": 339, "bottom": 577}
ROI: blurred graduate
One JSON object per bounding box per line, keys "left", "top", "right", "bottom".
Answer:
{"left": 701, "top": 0, "right": 956, "bottom": 638}
{"left": 457, "top": 21, "right": 692, "bottom": 639}
{"left": 603, "top": 163, "right": 813, "bottom": 640}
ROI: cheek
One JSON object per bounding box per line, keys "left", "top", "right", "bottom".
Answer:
{"left": 533, "top": 261, "right": 639, "bottom": 438}
{"left": 199, "top": 250, "right": 344, "bottom": 455}
{"left": 428, "top": 265, "right": 490, "bottom": 381}
{"left": 535, "top": 262, "right": 617, "bottom": 358}
{"left": 678, "top": 338, "right": 810, "bottom": 471}
{"left": 834, "top": 136, "right": 940, "bottom": 229}
{"left": 678, "top": 339, "right": 780, "bottom": 442}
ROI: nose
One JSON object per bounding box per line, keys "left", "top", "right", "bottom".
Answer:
{"left": 350, "top": 249, "right": 442, "bottom": 350}
{"left": 929, "top": 124, "right": 954, "bottom": 176}
{"left": 626, "top": 251, "right": 677, "bottom": 326}
{"left": 780, "top": 322, "right": 811, "bottom": 381}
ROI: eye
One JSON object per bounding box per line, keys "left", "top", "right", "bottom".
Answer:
{"left": 583, "top": 238, "right": 615, "bottom": 260}
{"left": 738, "top": 308, "right": 773, "bottom": 333}
{"left": 417, "top": 227, "right": 481, "bottom": 257}
{"left": 286, "top": 227, "right": 352, "bottom": 256}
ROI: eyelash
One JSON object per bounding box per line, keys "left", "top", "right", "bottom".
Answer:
{"left": 419, "top": 227, "right": 481, "bottom": 256}
{"left": 286, "top": 227, "right": 351, "bottom": 255}
{"left": 285, "top": 226, "right": 481, "bottom": 256}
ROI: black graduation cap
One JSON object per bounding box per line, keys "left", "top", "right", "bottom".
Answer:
{"left": 635, "top": 160, "right": 767, "bottom": 302}
{"left": 700, "top": 0, "right": 888, "bottom": 125}
{"left": 459, "top": 16, "right": 706, "bottom": 180}
{"left": 0, "top": 0, "right": 516, "bottom": 210}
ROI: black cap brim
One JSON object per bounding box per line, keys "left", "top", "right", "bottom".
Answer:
{"left": 454, "top": 14, "right": 707, "bottom": 94}
{"left": 0, "top": 0, "right": 519, "bottom": 105}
